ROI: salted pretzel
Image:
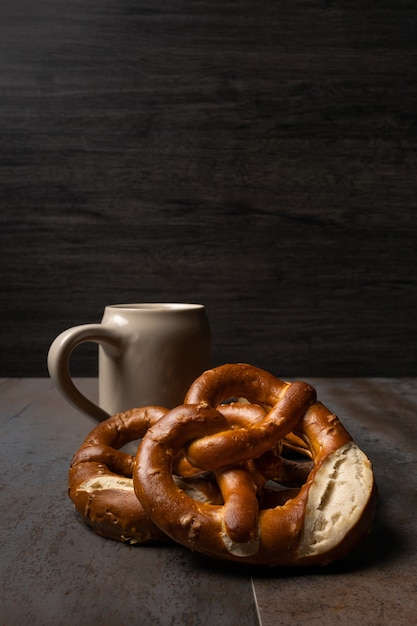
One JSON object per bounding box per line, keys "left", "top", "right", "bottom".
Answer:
{"left": 68, "top": 406, "right": 223, "bottom": 544}
{"left": 68, "top": 406, "right": 169, "bottom": 543}
{"left": 133, "top": 364, "right": 377, "bottom": 566}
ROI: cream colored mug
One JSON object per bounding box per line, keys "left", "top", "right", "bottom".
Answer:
{"left": 48, "top": 303, "right": 211, "bottom": 422}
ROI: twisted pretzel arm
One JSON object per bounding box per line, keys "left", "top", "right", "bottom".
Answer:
{"left": 254, "top": 450, "right": 313, "bottom": 486}
{"left": 185, "top": 381, "right": 316, "bottom": 471}
{"left": 216, "top": 466, "right": 260, "bottom": 548}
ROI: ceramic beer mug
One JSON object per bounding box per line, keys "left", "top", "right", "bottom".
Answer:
{"left": 48, "top": 303, "right": 211, "bottom": 422}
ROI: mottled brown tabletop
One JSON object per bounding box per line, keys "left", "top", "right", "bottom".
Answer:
{"left": 1, "top": 378, "right": 416, "bottom": 625}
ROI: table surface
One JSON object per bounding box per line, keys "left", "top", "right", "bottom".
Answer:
{"left": 1, "top": 377, "right": 416, "bottom": 625}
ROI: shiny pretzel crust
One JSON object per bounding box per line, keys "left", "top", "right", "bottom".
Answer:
{"left": 134, "top": 364, "right": 377, "bottom": 566}
{"left": 68, "top": 406, "right": 169, "bottom": 544}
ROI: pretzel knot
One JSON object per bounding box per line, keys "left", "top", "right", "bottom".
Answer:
{"left": 133, "top": 364, "right": 377, "bottom": 567}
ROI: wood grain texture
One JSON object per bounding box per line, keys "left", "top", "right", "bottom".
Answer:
{"left": 1, "top": 0, "right": 417, "bottom": 377}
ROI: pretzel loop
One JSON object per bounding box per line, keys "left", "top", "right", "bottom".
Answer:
{"left": 184, "top": 381, "right": 316, "bottom": 472}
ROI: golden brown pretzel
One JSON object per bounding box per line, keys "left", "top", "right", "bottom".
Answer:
{"left": 133, "top": 364, "right": 377, "bottom": 566}
{"left": 68, "top": 406, "right": 169, "bottom": 544}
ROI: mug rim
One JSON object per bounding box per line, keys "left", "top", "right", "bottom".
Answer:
{"left": 105, "top": 303, "right": 205, "bottom": 311}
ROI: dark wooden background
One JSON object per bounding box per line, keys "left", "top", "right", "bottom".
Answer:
{"left": 1, "top": 0, "right": 416, "bottom": 378}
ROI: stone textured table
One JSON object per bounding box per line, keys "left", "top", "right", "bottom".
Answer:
{"left": 1, "top": 378, "right": 416, "bottom": 625}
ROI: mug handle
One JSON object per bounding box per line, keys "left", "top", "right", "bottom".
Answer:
{"left": 47, "top": 324, "right": 122, "bottom": 422}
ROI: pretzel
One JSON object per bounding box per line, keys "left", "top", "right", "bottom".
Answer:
{"left": 68, "top": 406, "right": 223, "bottom": 544}
{"left": 133, "top": 364, "right": 377, "bottom": 566}
{"left": 68, "top": 406, "right": 168, "bottom": 543}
